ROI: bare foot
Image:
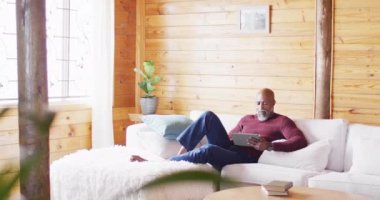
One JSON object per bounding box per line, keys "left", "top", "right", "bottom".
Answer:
{"left": 130, "top": 155, "right": 147, "bottom": 162}
{"left": 177, "top": 146, "right": 187, "bottom": 155}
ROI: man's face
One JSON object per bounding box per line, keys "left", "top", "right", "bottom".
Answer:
{"left": 256, "top": 93, "right": 275, "bottom": 121}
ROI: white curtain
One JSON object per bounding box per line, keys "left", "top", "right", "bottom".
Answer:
{"left": 90, "top": 0, "right": 115, "bottom": 148}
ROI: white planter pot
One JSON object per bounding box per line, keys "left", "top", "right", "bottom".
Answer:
{"left": 140, "top": 96, "right": 158, "bottom": 115}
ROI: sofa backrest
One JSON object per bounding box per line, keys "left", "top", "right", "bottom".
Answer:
{"left": 293, "top": 119, "right": 349, "bottom": 172}
{"left": 344, "top": 124, "right": 380, "bottom": 171}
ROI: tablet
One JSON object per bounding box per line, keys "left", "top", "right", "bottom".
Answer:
{"left": 231, "top": 132, "right": 261, "bottom": 147}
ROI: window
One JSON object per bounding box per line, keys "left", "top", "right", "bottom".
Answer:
{"left": 0, "top": 0, "right": 91, "bottom": 101}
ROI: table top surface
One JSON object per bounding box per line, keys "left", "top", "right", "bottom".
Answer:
{"left": 203, "top": 186, "right": 368, "bottom": 200}
{"left": 128, "top": 113, "right": 143, "bottom": 123}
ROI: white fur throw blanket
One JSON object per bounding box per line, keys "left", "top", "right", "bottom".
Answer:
{"left": 50, "top": 146, "right": 216, "bottom": 200}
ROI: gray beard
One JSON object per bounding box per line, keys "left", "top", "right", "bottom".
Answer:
{"left": 257, "top": 110, "right": 272, "bottom": 121}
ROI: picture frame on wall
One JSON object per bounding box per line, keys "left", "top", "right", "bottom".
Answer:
{"left": 240, "top": 5, "right": 270, "bottom": 33}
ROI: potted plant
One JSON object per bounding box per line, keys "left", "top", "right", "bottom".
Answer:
{"left": 134, "top": 60, "right": 161, "bottom": 114}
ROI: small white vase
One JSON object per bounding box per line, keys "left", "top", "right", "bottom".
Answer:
{"left": 140, "top": 96, "right": 158, "bottom": 114}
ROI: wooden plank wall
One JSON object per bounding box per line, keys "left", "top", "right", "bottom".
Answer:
{"left": 114, "top": 0, "right": 137, "bottom": 145}
{"left": 142, "top": 0, "right": 316, "bottom": 119}
{"left": 333, "top": 0, "right": 380, "bottom": 126}
{"left": 0, "top": 105, "right": 91, "bottom": 199}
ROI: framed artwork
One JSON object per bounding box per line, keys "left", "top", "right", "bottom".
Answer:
{"left": 240, "top": 5, "right": 270, "bottom": 33}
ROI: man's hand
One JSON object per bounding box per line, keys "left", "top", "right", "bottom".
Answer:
{"left": 247, "top": 137, "right": 271, "bottom": 151}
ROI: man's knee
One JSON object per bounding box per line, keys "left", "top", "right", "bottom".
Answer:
{"left": 201, "top": 111, "right": 217, "bottom": 119}
{"left": 200, "top": 144, "right": 220, "bottom": 155}
{"left": 199, "top": 144, "right": 226, "bottom": 170}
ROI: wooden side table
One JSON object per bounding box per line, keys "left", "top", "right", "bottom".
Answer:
{"left": 203, "top": 186, "right": 368, "bottom": 200}
{"left": 128, "top": 113, "right": 143, "bottom": 123}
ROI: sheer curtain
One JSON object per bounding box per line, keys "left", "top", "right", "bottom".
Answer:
{"left": 90, "top": 0, "right": 115, "bottom": 148}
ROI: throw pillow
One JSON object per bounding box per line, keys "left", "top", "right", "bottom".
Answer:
{"left": 258, "top": 140, "right": 331, "bottom": 171}
{"left": 349, "top": 138, "right": 380, "bottom": 175}
{"left": 141, "top": 115, "right": 193, "bottom": 140}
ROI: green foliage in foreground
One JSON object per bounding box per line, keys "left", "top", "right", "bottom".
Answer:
{"left": 0, "top": 108, "right": 14, "bottom": 199}
{"left": 142, "top": 169, "right": 237, "bottom": 190}
{"left": 0, "top": 108, "right": 55, "bottom": 200}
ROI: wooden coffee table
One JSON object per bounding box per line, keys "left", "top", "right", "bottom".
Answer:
{"left": 203, "top": 186, "right": 368, "bottom": 200}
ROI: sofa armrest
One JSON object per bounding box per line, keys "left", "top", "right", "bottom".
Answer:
{"left": 126, "top": 123, "right": 182, "bottom": 159}
{"left": 126, "top": 123, "right": 209, "bottom": 159}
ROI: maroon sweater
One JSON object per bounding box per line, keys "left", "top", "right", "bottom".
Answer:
{"left": 228, "top": 113, "right": 307, "bottom": 159}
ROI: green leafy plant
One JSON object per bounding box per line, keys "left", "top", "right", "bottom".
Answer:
{"left": 134, "top": 60, "right": 161, "bottom": 98}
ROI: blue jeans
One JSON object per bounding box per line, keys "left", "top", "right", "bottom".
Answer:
{"left": 170, "top": 111, "right": 258, "bottom": 170}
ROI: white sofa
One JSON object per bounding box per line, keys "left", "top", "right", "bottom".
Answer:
{"left": 126, "top": 110, "right": 380, "bottom": 199}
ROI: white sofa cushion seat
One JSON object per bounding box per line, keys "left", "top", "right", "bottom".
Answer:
{"left": 221, "top": 163, "right": 321, "bottom": 186}
{"left": 308, "top": 172, "right": 380, "bottom": 199}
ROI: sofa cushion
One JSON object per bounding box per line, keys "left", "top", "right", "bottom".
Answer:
{"left": 141, "top": 114, "right": 193, "bottom": 140}
{"left": 308, "top": 172, "right": 380, "bottom": 199}
{"left": 221, "top": 163, "right": 321, "bottom": 186}
{"left": 293, "top": 119, "right": 348, "bottom": 172}
{"left": 349, "top": 137, "right": 380, "bottom": 175}
{"left": 258, "top": 140, "right": 331, "bottom": 171}
{"left": 344, "top": 124, "right": 380, "bottom": 172}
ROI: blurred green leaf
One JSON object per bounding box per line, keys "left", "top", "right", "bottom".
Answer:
{"left": 0, "top": 108, "right": 55, "bottom": 200}
{"left": 143, "top": 60, "right": 155, "bottom": 78}
{"left": 0, "top": 108, "right": 10, "bottom": 118}
{"left": 27, "top": 111, "right": 56, "bottom": 135}
{"left": 0, "top": 108, "right": 16, "bottom": 199}
{"left": 151, "top": 76, "right": 161, "bottom": 85}
{"left": 142, "top": 169, "right": 235, "bottom": 189}
{"left": 0, "top": 169, "right": 20, "bottom": 199}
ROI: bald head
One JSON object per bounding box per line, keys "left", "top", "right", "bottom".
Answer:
{"left": 257, "top": 88, "right": 275, "bottom": 105}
